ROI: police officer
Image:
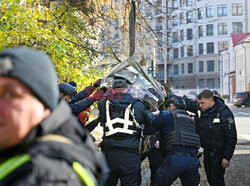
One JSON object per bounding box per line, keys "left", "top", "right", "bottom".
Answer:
{"left": 141, "top": 132, "right": 161, "bottom": 185}
{"left": 146, "top": 94, "right": 200, "bottom": 186}
{"left": 58, "top": 82, "right": 103, "bottom": 116}
{"left": 184, "top": 89, "right": 237, "bottom": 186}
{"left": 0, "top": 47, "right": 108, "bottom": 185}
{"left": 98, "top": 79, "right": 153, "bottom": 186}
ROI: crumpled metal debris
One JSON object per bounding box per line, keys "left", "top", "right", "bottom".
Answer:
{"left": 101, "top": 55, "right": 165, "bottom": 111}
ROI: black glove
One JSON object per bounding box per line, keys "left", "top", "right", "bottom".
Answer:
{"left": 93, "top": 79, "right": 102, "bottom": 88}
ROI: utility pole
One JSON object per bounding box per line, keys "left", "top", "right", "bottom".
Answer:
{"left": 129, "top": 0, "right": 136, "bottom": 57}
{"left": 164, "top": 0, "right": 169, "bottom": 84}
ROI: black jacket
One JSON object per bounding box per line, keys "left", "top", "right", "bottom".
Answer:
{"left": 70, "top": 86, "right": 96, "bottom": 115}
{"left": 0, "top": 101, "right": 108, "bottom": 186}
{"left": 98, "top": 92, "right": 153, "bottom": 152}
{"left": 184, "top": 96, "right": 237, "bottom": 161}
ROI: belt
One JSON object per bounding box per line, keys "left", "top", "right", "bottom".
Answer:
{"left": 167, "top": 151, "right": 197, "bottom": 158}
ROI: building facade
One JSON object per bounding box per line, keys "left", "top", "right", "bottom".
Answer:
{"left": 221, "top": 33, "right": 250, "bottom": 100}
{"left": 155, "top": 0, "right": 250, "bottom": 92}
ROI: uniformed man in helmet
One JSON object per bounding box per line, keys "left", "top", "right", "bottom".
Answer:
{"left": 97, "top": 78, "right": 154, "bottom": 186}
{"left": 184, "top": 89, "right": 237, "bottom": 186}
{"left": 145, "top": 94, "right": 200, "bottom": 186}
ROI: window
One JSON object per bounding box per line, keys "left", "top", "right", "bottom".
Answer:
{"left": 187, "top": 29, "right": 193, "bottom": 40}
{"left": 232, "top": 22, "right": 243, "bottom": 33}
{"left": 174, "top": 65, "right": 179, "bottom": 75}
{"left": 187, "top": 12, "right": 193, "bottom": 23}
{"left": 188, "top": 63, "right": 193, "bottom": 73}
{"left": 187, "top": 0, "right": 192, "bottom": 6}
{"left": 181, "top": 64, "right": 184, "bottom": 74}
{"left": 206, "top": 6, "right": 213, "bottom": 18}
{"left": 180, "top": 30, "right": 184, "bottom": 41}
{"left": 232, "top": 3, "right": 243, "bottom": 16}
{"left": 174, "top": 48, "right": 179, "bottom": 59}
{"left": 199, "top": 43, "right": 203, "bottom": 54}
{"left": 218, "top": 23, "right": 228, "bottom": 35}
{"left": 206, "top": 24, "right": 214, "bottom": 36}
{"left": 180, "top": 13, "right": 185, "bottom": 24}
{"left": 173, "top": 32, "right": 178, "bottom": 43}
{"left": 217, "top": 4, "right": 227, "bottom": 17}
{"left": 173, "top": 0, "right": 178, "bottom": 10}
{"left": 187, "top": 45, "right": 193, "bottom": 57}
{"left": 207, "top": 43, "right": 214, "bottom": 54}
{"left": 199, "top": 79, "right": 204, "bottom": 88}
{"left": 199, "top": 61, "right": 204, "bottom": 72}
{"left": 218, "top": 41, "right": 228, "bottom": 52}
{"left": 207, "top": 60, "right": 214, "bottom": 72}
{"left": 198, "top": 8, "right": 204, "bottom": 19}
{"left": 179, "top": 0, "right": 184, "bottom": 7}
{"left": 173, "top": 16, "right": 178, "bottom": 26}
{"left": 198, "top": 26, "right": 203, "bottom": 37}
{"left": 207, "top": 79, "right": 215, "bottom": 88}
{"left": 180, "top": 46, "right": 184, "bottom": 57}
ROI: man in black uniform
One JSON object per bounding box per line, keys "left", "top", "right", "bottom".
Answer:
{"left": 97, "top": 79, "right": 153, "bottom": 186}
{"left": 0, "top": 47, "right": 108, "bottom": 185}
{"left": 146, "top": 94, "right": 200, "bottom": 186}
{"left": 184, "top": 89, "right": 237, "bottom": 186}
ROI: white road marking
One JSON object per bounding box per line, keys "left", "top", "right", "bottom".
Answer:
{"left": 238, "top": 134, "right": 250, "bottom": 141}
{"left": 237, "top": 112, "right": 250, "bottom": 116}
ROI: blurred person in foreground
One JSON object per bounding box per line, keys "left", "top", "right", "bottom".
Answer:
{"left": 0, "top": 47, "right": 108, "bottom": 185}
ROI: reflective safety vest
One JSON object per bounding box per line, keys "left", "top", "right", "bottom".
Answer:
{"left": 104, "top": 100, "right": 138, "bottom": 137}
{"left": 0, "top": 134, "right": 95, "bottom": 186}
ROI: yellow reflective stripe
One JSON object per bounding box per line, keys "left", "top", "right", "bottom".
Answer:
{"left": 73, "top": 161, "right": 95, "bottom": 186}
{"left": 0, "top": 154, "right": 31, "bottom": 180}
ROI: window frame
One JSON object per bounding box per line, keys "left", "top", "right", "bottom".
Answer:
{"left": 187, "top": 45, "right": 193, "bottom": 57}
{"left": 188, "top": 63, "right": 193, "bottom": 74}
{"left": 232, "top": 22, "right": 243, "bottom": 33}
{"left": 199, "top": 61, "right": 204, "bottom": 72}
{"left": 206, "top": 6, "right": 214, "bottom": 18}
{"left": 206, "top": 24, "right": 214, "bottom": 36}
{"left": 187, "top": 28, "right": 193, "bottom": 40}
{"left": 218, "top": 23, "right": 228, "bottom": 35}
{"left": 207, "top": 60, "right": 215, "bottom": 72}
{"left": 199, "top": 43, "right": 204, "bottom": 55}
{"left": 217, "top": 4, "right": 227, "bottom": 17}
{"left": 232, "top": 3, "right": 243, "bottom": 16}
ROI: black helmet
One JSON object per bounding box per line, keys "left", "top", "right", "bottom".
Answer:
{"left": 58, "top": 83, "right": 76, "bottom": 96}
{"left": 112, "top": 79, "right": 128, "bottom": 89}
{"left": 165, "top": 94, "right": 186, "bottom": 109}
{"left": 212, "top": 90, "right": 218, "bottom": 96}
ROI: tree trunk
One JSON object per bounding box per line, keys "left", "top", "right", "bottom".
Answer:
{"left": 129, "top": 1, "right": 136, "bottom": 57}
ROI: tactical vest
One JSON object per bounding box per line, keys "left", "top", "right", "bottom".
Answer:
{"left": 196, "top": 105, "right": 225, "bottom": 150}
{"left": 161, "top": 109, "right": 200, "bottom": 152}
{"left": 104, "top": 100, "right": 138, "bottom": 137}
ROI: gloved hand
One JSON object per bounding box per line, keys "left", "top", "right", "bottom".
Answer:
{"left": 92, "top": 88, "right": 105, "bottom": 100}
{"left": 93, "top": 79, "right": 102, "bottom": 88}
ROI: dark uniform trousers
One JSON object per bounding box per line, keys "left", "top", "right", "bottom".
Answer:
{"left": 103, "top": 149, "right": 141, "bottom": 186}
{"left": 153, "top": 153, "right": 200, "bottom": 186}
{"left": 142, "top": 149, "right": 162, "bottom": 185}
{"left": 204, "top": 150, "right": 225, "bottom": 186}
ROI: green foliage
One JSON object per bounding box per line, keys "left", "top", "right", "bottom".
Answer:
{"left": 222, "top": 95, "right": 229, "bottom": 99}
{"left": 0, "top": 0, "right": 103, "bottom": 87}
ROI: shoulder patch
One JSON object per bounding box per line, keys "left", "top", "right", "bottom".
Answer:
{"left": 227, "top": 117, "right": 234, "bottom": 124}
